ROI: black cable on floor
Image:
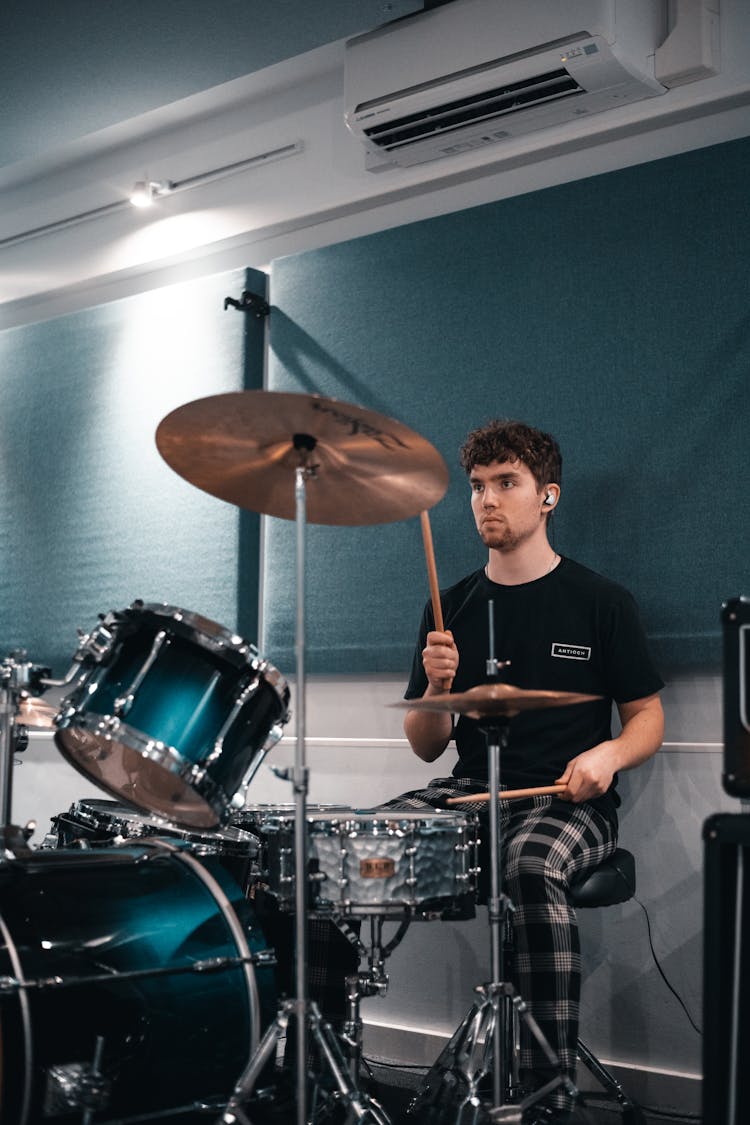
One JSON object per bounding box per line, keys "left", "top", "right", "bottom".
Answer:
{"left": 634, "top": 894, "right": 702, "bottom": 1037}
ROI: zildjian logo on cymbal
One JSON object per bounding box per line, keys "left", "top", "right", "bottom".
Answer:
{"left": 310, "top": 399, "right": 411, "bottom": 452}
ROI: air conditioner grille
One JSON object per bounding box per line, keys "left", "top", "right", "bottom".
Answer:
{"left": 362, "top": 69, "right": 583, "bottom": 152}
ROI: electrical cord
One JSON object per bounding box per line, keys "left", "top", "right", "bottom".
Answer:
{"left": 634, "top": 893, "right": 702, "bottom": 1037}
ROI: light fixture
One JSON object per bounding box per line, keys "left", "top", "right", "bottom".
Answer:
{"left": 0, "top": 142, "right": 303, "bottom": 249}
{"left": 129, "top": 179, "right": 173, "bottom": 208}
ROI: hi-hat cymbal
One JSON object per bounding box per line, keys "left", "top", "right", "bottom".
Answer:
{"left": 395, "top": 682, "right": 601, "bottom": 719}
{"left": 156, "top": 391, "right": 449, "bottom": 525}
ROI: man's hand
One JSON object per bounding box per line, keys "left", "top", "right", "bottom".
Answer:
{"left": 555, "top": 692, "right": 664, "bottom": 803}
{"left": 422, "top": 629, "right": 458, "bottom": 693}
{"left": 555, "top": 743, "right": 617, "bottom": 803}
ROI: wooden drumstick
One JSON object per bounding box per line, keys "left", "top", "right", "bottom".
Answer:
{"left": 420, "top": 508, "right": 453, "bottom": 692}
{"left": 446, "top": 784, "right": 569, "bottom": 806}
{"left": 420, "top": 509, "right": 444, "bottom": 632}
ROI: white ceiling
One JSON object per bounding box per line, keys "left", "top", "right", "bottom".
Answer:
{"left": 1, "top": 0, "right": 748, "bottom": 329}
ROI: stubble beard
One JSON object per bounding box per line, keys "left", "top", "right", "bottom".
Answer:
{"left": 479, "top": 522, "right": 521, "bottom": 552}
{"left": 478, "top": 516, "right": 542, "bottom": 553}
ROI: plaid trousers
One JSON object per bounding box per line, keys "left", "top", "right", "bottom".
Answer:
{"left": 380, "top": 778, "right": 617, "bottom": 1110}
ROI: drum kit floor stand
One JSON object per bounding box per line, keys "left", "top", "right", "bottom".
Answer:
{"left": 420, "top": 711, "right": 576, "bottom": 1124}
{"left": 220, "top": 453, "right": 391, "bottom": 1125}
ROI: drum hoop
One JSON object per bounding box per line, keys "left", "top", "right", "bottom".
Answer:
{"left": 0, "top": 912, "right": 33, "bottom": 1125}
{"left": 62, "top": 800, "right": 260, "bottom": 853}
{"left": 149, "top": 840, "right": 262, "bottom": 1054}
{"left": 55, "top": 719, "right": 228, "bottom": 820}
{"left": 311, "top": 811, "right": 471, "bottom": 832}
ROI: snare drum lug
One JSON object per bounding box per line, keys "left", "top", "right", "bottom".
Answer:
{"left": 0, "top": 974, "right": 19, "bottom": 994}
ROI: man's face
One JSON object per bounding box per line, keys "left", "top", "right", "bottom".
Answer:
{"left": 469, "top": 458, "right": 549, "bottom": 551}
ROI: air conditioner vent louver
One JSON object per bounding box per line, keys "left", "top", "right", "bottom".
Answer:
{"left": 362, "top": 69, "right": 583, "bottom": 153}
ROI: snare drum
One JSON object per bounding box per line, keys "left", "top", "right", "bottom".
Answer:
{"left": 0, "top": 842, "right": 275, "bottom": 1124}
{"left": 48, "top": 797, "right": 262, "bottom": 895}
{"left": 247, "top": 807, "right": 479, "bottom": 917}
{"left": 54, "top": 603, "right": 290, "bottom": 829}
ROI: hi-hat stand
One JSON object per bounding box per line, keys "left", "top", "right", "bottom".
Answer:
{"left": 407, "top": 603, "right": 576, "bottom": 1123}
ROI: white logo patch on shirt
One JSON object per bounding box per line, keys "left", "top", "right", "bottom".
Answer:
{"left": 551, "top": 642, "right": 592, "bottom": 661}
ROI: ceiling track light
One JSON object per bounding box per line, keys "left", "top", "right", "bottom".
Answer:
{"left": 129, "top": 179, "right": 174, "bottom": 207}
{"left": 0, "top": 141, "right": 303, "bottom": 249}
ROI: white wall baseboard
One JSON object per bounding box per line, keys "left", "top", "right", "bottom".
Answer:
{"left": 362, "top": 1019, "right": 702, "bottom": 1117}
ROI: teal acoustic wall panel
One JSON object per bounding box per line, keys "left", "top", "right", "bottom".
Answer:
{"left": 0, "top": 267, "right": 266, "bottom": 676}
{"left": 264, "top": 137, "right": 750, "bottom": 674}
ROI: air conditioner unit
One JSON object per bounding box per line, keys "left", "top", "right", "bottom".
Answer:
{"left": 344, "top": 0, "right": 669, "bottom": 169}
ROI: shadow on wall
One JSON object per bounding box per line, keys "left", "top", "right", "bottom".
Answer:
{"left": 270, "top": 307, "right": 398, "bottom": 418}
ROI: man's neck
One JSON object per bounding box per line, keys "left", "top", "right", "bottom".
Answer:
{"left": 485, "top": 536, "right": 559, "bottom": 586}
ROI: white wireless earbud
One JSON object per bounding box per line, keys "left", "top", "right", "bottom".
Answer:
{"left": 544, "top": 492, "right": 555, "bottom": 506}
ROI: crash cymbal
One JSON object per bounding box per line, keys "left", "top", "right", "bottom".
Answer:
{"left": 17, "top": 695, "right": 58, "bottom": 729}
{"left": 396, "top": 682, "right": 601, "bottom": 719}
{"left": 156, "top": 391, "right": 449, "bottom": 525}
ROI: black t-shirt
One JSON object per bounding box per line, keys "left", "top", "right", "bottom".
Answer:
{"left": 405, "top": 557, "right": 664, "bottom": 822}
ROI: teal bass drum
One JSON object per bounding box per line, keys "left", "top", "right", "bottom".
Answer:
{"left": 0, "top": 842, "right": 276, "bottom": 1124}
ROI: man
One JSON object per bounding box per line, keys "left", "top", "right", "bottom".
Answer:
{"left": 402, "top": 419, "right": 664, "bottom": 1123}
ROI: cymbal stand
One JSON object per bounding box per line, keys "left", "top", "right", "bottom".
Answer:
{"left": 0, "top": 651, "right": 46, "bottom": 852}
{"left": 219, "top": 446, "right": 388, "bottom": 1125}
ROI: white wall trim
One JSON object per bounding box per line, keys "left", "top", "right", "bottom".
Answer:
{"left": 362, "top": 1018, "right": 702, "bottom": 1117}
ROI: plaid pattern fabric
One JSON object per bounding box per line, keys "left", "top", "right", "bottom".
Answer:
{"left": 380, "top": 778, "right": 617, "bottom": 1112}
{"left": 378, "top": 775, "right": 492, "bottom": 816}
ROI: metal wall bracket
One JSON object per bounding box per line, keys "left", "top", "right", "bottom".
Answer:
{"left": 224, "top": 291, "right": 270, "bottom": 318}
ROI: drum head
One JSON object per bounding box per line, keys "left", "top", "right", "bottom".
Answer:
{"left": 56, "top": 727, "right": 221, "bottom": 827}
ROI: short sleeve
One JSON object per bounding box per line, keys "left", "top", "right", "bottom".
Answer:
{"left": 602, "top": 590, "right": 665, "bottom": 703}
{"left": 404, "top": 600, "right": 433, "bottom": 700}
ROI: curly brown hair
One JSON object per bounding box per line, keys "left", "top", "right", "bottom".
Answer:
{"left": 459, "top": 419, "right": 562, "bottom": 490}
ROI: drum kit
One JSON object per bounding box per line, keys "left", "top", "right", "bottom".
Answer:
{"left": 0, "top": 390, "right": 594, "bottom": 1125}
